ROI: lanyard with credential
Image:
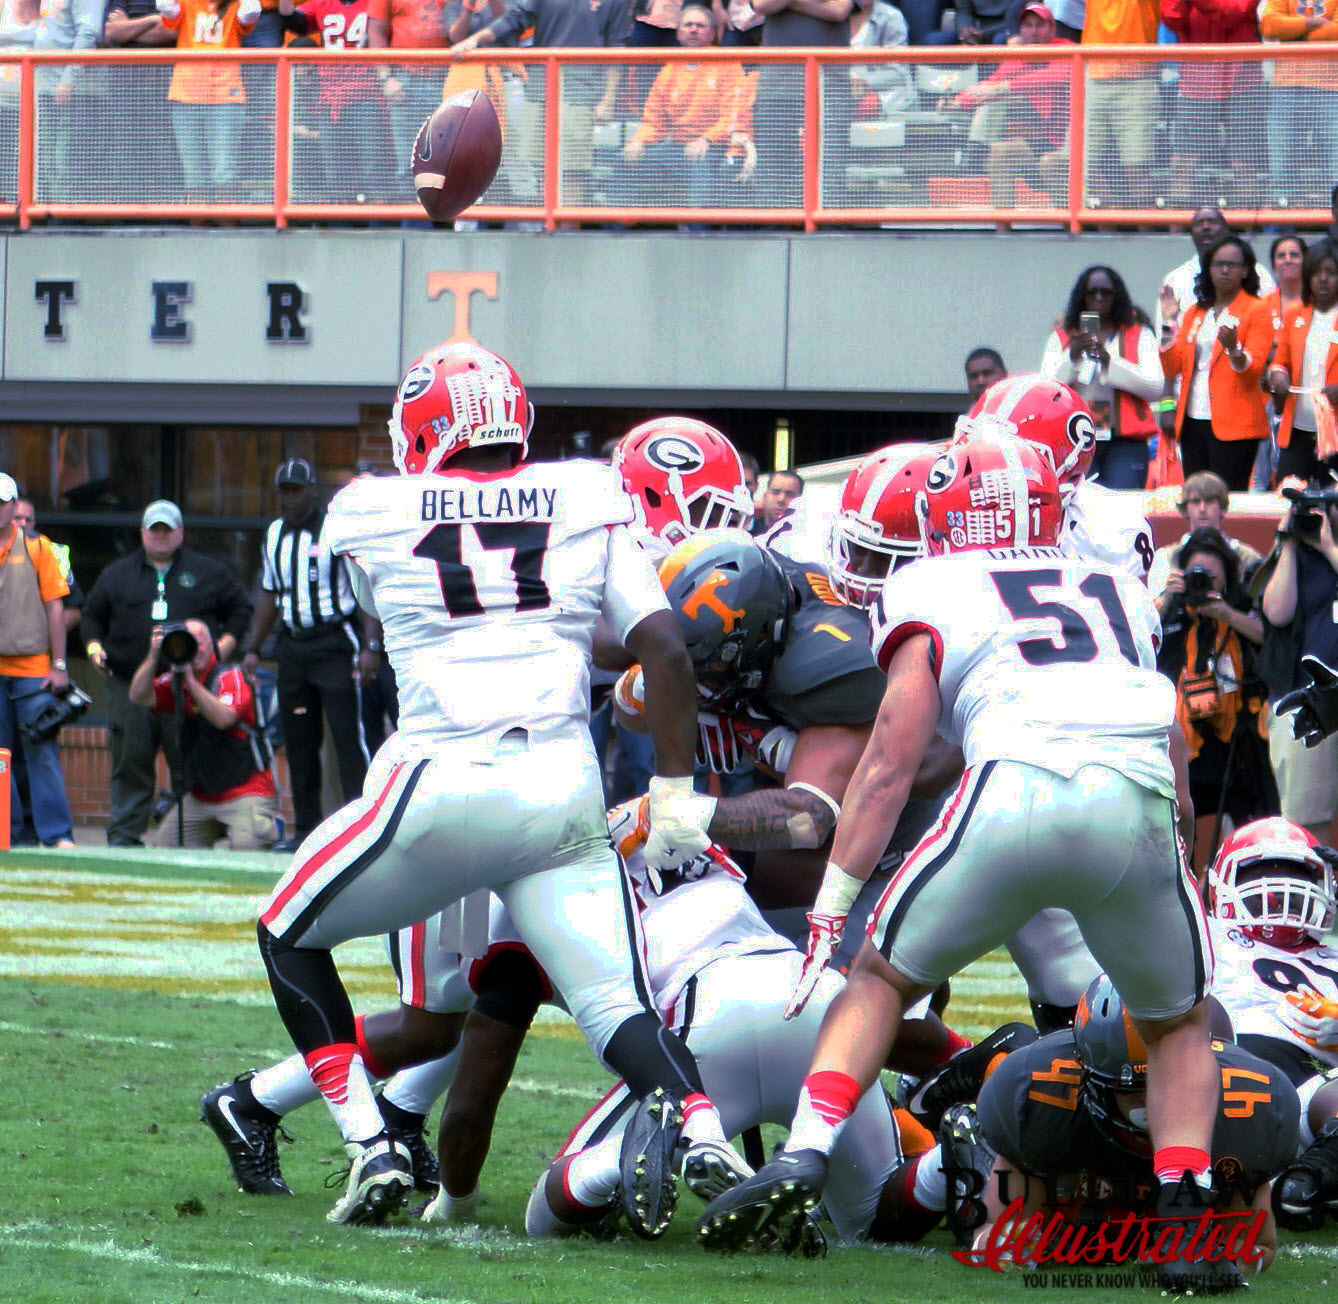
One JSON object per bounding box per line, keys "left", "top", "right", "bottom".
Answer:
{"left": 151, "top": 570, "right": 168, "bottom": 623}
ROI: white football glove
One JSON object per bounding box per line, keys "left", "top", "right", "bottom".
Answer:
{"left": 642, "top": 775, "right": 716, "bottom": 875}
{"left": 783, "top": 863, "right": 865, "bottom": 1020}
{"left": 784, "top": 911, "right": 845, "bottom": 1020}
{"left": 155, "top": 0, "right": 180, "bottom": 15}
{"left": 237, "top": 0, "right": 262, "bottom": 22}
{"left": 1283, "top": 987, "right": 1338, "bottom": 1051}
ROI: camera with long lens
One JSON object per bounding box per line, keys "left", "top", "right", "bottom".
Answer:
{"left": 1182, "top": 565, "right": 1216, "bottom": 606}
{"left": 157, "top": 620, "right": 198, "bottom": 669}
{"left": 1281, "top": 483, "right": 1338, "bottom": 539}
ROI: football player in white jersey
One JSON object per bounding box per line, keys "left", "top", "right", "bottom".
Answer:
{"left": 826, "top": 441, "right": 1100, "bottom": 1032}
{"left": 255, "top": 342, "right": 729, "bottom": 1231}
{"left": 699, "top": 437, "right": 1239, "bottom": 1294}
{"left": 1205, "top": 817, "right": 1338, "bottom": 1230}
{"left": 523, "top": 802, "right": 910, "bottom": 1246}
{"left": 960, "top": 374, "right": 1156, "bottom": 582}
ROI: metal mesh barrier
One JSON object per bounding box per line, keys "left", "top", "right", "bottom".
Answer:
{"left": 0, "top": 60, "right": 17, "bottom": 207}
{"left": 7, "top": 48, "right": 1338, "bottom": 224}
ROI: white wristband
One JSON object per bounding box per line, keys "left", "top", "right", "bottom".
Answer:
{"left": 649, "top": 775, "right": 695, "bottom": 801}
{"left": 813, "top": 863, "right": 864, "bottom": 917}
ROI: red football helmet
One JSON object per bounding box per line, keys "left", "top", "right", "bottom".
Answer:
{"left": 827, "top": 442, "right": 938, "bottom": 607}
{"left": 612, "top": 417, "right": 754, "bottom": 547}
{"left": 389, "top": 342, "right": 534, "bottom": 476}
{"left": 917, "top": 436, "right": 1063, "bottom": 557}
{"left": 958, "top": 374, "right": 1098, "bottom": 492}
{"left": 1208, "top": 817, "right": 1336, "bottom": 948}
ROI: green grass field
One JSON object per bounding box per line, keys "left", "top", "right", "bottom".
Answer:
{"left": 3, "top": 846, "right": 1337, "bottom": 1304}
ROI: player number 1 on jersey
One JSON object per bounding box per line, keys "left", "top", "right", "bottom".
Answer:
{"left": 413, "top": 522, "right": 552, "bottom": 618}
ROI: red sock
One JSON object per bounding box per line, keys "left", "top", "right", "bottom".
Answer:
{"left": 803, "top": 1069, "right": 863, "bottom": 1127}
{"left": 1154, "top": 1145, "right": 1213, "bottom": 1185}
{"left": 305, "top": 1043, "right": 359, "bottom": 1106}
{"left": 932, "top": 1028, "right": 973, "bottom": 1066}
{"left": 354, "top": 1014, "right": 393, "bottom": 1081}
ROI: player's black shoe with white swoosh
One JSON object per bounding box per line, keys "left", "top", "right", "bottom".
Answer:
{"left": 697, "top": 1147, "right": 828, "bottom": 1254}
{"left": 200, "top": 1073, "right": 293, "bottom": 1196}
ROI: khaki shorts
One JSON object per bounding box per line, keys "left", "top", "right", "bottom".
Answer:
{"left": 149, "top": 791, "right": 279, "bottom": 850}
{"left": 1086, "top": 77, "right": 1155, "bottom": 167}
{"left": 1268, "top": 709, "right": 1338, "bottom": 829}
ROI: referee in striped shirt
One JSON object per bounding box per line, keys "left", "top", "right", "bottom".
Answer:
{"left": 241, "top": 458, "right": 378, "bottom": 849}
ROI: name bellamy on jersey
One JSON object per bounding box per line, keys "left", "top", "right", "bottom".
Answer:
{"left": 419, "top": 486, "right": 560, "bottom": 522}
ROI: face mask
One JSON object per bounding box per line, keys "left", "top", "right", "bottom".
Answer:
{"left": 1125, "top": 1106, "right": 1150, "bottom": 1133}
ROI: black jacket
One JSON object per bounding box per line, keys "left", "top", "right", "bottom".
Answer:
{"left": 82, "top": 548, "right": 253, "bottom": 681}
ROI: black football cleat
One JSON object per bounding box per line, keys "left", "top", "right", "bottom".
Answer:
{"left": 378, "top": 1099, "right": 441, "bottom": 1194}
{"left": 325, "top": 1131, "right": 413, "bottom": 1225}
{"left": 618, "top": 1087, "right": 684, "bottom": 1240}
{"left": 939, "top": 1102, "right": 996, "bottom": 1247}
{"left": 200, "top": 1073, "right": 293, "bottom": 1196}
{"left": 1154, "top": 1176, "right": 1246, "bottom": 1295}
{"left": 697, "top": 1148, "right": 829, "bottom": 1255}
{"left": 909, "top": 1022, "right": 1037, "bottom": 1131}
{"left": 1275, "top": 1120, "right": 1338, "bottom": 1232}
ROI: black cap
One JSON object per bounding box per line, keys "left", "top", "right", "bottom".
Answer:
{"left": 275, "top": 458, "right": 316, "bottom": 487}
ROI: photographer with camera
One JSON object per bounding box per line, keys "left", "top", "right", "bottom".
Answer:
{"left": 0, "top": 471, "right": 77, "bottom": 849}
{"left": 129, "top": 618, "right": 279, "bottom": 850}
{"left": 1156, "top": 526, "right": 1273, "bottom": 872}
{"left": 1261, "top": 474, "right": 1338, "bottom": 841}
{"left": 82, "top": 501, "right": 252, "bottom": 848}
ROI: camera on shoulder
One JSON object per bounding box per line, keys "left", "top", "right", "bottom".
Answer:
{"left": 157, "top": 620, "right": 198, "bottom": 668}
{"left": 1280, "top": 482, "right": 1338, "bottom": 540}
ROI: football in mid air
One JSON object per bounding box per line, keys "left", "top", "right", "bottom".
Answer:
{"left": 412, "top": 90, "right": 503, "bottom": 223}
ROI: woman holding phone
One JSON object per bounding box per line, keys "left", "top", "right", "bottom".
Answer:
{"left": 1160, "top": 234, "right": 1274, "bottom": 491}
{"left": 1040, "top": 264, "right": 1165, "bottom": 488}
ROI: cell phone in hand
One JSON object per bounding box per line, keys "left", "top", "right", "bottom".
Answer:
{"left": 1080, "top": 311, "right": 1101, "bottom": 339}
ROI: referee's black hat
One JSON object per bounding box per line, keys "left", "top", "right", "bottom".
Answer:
{"left": 276, "top": 458, "right": 317, "bottom": 487}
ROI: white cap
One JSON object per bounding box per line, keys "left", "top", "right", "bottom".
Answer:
{"left": 142, "top": 499, "right": 183, "bottom": 530}
{"left": 0, "top": 472, "right": 17, "bottom": 502}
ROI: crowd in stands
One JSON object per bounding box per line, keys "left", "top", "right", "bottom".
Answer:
{"left": 4, "top": 0, "right": 1338, "bottom": 215}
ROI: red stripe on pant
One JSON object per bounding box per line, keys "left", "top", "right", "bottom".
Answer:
{"left": 261, "top": 762, "right": 406, "bottom": 931}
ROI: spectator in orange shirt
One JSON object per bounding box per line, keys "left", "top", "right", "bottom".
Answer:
{"left": 0, "top": 472, "right": 76, "bottom": 849}
{"left": 1081, "top": 0, "right": 1159, "bottom": 208}
{"left": 156, "top": 0, "right": 266, "bottom": 203}
{"left": 369, "top": 0, "right": 449, "bottom": 198}
{"left": 1259, "top": 0, "right": 1338, "bottom": 210}
{"left": 612, "top": 5, "right": 740, "bottom": 207}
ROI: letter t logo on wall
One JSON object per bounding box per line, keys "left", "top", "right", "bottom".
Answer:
{"left": 427, "top": 272, "right": 499, "bottom": 345}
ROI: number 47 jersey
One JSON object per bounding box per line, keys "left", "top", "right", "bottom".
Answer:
{"left": 869, "top": 545, "right": 1177, "bottom": 800}
{"left": 322, "top": 461, "right": 667, "bottom": 745}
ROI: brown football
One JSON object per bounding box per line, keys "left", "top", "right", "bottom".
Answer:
{"left": 412, "top": 89, "right": 503, "bottom": 223}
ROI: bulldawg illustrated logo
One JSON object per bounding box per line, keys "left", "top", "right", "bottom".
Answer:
{"left": 945, "top": 1169, "right": 1268, "bottom": 1287}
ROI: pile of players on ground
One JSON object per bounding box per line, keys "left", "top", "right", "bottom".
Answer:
{"left": 200, "top": 364, "right": 1338, "bottom": 1296}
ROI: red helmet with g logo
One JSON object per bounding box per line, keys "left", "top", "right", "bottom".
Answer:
{"left": 389, "top": 342, "right": 534, "bottom": 476}
{"left": 613, "top": 417, "right": 754, "bottom": 547}
{"left": 827, "top": 442, "right": 938, "bottom": 607}
{"left": 958, "top": 374, "right": 1097, "bottom": 492}
{"left": 918, "top": 436, "right": 1063, "bottom": 557}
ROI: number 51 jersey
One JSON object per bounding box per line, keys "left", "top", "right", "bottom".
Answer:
{"left": 868, "top": 546, "right": 1176, "bottom": 799}
{"left": 322, "top": 461, "right": 668, "bottom": 746}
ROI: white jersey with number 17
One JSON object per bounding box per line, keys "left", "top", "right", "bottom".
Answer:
{"left": 322, "top": 460, "right": 668, "bottom": 746}
{"left": 868, "top": 546, "right": 1176, "bottom": 798}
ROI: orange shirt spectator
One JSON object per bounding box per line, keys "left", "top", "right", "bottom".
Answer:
{"left": 163, "top": 0, "right": 258, "bottom": 104}
{"left": 630, "top": 60, "right": 741, "bottom": 147}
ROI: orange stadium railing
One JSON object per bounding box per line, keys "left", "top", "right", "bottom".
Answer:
{"left": 1, "top": 44, "right": 1336, "bottom": 231}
